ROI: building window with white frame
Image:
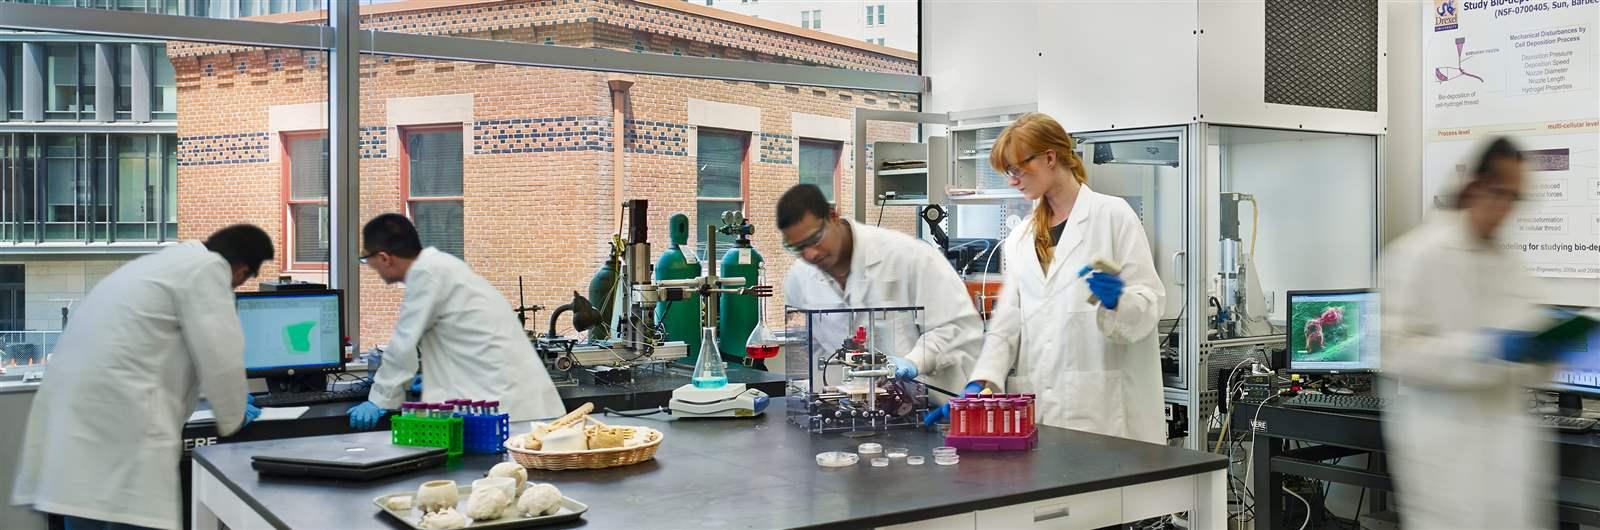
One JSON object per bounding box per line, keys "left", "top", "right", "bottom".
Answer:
{"left": 403, "top": 126, "right": 466, "bottom": 259}
{"left": 695, "top": 128, "right": 747, "bottom": 260}
{"left": 283, "top": 132, "right": 330, "bottom": 271}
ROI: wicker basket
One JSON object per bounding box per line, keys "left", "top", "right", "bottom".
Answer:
{"left": 504, "top": 422, "right": 664, "bottom": 471}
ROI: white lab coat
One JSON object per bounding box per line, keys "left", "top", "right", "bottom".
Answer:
{"left": 1381, "top": 212, "right": 1555, "bottom": 529}
{"left": 11, "top": 242, "right": 249, "bottom": 529}
{"left": 369, "top": 248, "right": 565, "bottom": 422}
{"left": 971, "top": 186, "right": 1167, "bottom": 444}
{"left": 784, "top": 219, "right": 982, "bottom": 401}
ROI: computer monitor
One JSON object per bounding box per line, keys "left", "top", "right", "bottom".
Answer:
{"left": 236, "top": 290, "right": 345, "bottom": 379}
{"left": 1285, "top": 289, "right": 1381, "bottom": 373}
{"left": 1546, "top": 311, "right": 1600, "bottom": 397}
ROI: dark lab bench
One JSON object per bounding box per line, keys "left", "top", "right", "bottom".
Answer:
{"left": 1232, "top": 403, "right": 1600, "bottom": 529}
{"left": 191, "top": 413, "right": 1229, "bottom": 529}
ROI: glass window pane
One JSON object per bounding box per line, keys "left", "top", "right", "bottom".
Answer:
{"left": 696, "top": 129, "right": 744, "bottom": 198}
{"left": 289, "top": 203, "right": 329, "bottom": 262}
{"left": 161, "top": 134, "right": 175, "bottom": 225}
{"left": 47, "top": 44, "right": 78, "bottom": 113}
{"left": 406, "top": 130, "right": 463, "bottom": 197}
{"left": 116, "top": 136, "right": 151, "bottom": 224}
{"left": 411, "top": 200, "right": 464, "bottom": 258}
{"left": 287, "top": 135, "right": 329, "bottom": 200}
{"left": 116, "top": 45, "right": 132, "bottom": 113}
{"left": 152, "top": 45, "right": 176, "bottom": 118}
{"left": 80, "top": 45, "right": 96, "bottom": 114}
{"left": 9, "top": 46, "right": 23, "bottom": 117}
{"left": 696, "top": 199, "right": 742, "bottom": 260}
{"left": 798, "top": 140, "right": 840, "bottom": 203}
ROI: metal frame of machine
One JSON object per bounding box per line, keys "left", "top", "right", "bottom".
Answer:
{"left": 784, "top": 305, "right": 932, "bottom": 434}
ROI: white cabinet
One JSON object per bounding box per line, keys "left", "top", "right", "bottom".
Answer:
{"left": 877, "top": 511, "right": 976, "bottom": 530}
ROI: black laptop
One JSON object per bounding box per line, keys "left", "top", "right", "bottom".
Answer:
{"left": 251, "top": 439, "right": 448, "bottom": 481}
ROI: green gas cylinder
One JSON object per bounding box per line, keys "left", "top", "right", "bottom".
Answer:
{"left": 654, "top": 213, "right": 702, "bottom": 358}
{"left": 586, "top": 247, "right": 620, "bottom": 341}
{"left": 718, "top": 219, "right": 763, "bottom": 363}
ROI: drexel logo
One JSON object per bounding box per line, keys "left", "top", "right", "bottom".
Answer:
{"left": 1434, "top": 0, "right": 1459, "bottom": 32}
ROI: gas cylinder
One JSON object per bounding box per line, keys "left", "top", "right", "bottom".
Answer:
{"left": 717, "top": 215, "right": 763, "bottom": 363}
{"left": 586, "top": 247, "right": 620, "bottom": 341}
{"left": 654, "top": 213, "right": 702, "bottom": 358}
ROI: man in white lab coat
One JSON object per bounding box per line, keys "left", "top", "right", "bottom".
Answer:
{"left": 11, "top": 224, "right": 273, "bottom": 530}
{"left": 1383, "top": 138, "right": 1561, "bottom": 529}
{"left": 348, "top": 214, "right": 564, "bottom": 428}
{"left": 778, "top": 184, "right": 981, "bottom": 406}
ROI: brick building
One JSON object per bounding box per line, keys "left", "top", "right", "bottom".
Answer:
{"left": 170, "top": 0, "right": 922, "bottom": 343}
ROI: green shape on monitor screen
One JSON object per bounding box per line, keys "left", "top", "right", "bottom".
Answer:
{"left": 283, "top": 321, "right": 318, "bottom": 354}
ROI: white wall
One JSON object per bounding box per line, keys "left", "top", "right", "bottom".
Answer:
{"left": 710, "top": 0, "right": 917, "bottom": 52}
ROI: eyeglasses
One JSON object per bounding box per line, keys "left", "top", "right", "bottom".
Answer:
{"left": 1003, "top": 151, "right": 1045, "bottom": 179}
{"left": 358, "top": 251, "right": 379, "bottom": 265}
{"left": 783, "top": 222, "right": 829, "bottom": 255}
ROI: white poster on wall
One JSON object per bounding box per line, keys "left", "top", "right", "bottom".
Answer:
{"left": 1420, "top": 0, "right": 1600, "bottom": 282}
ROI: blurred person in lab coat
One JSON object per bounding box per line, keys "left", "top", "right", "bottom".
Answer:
{"left": 778, "top": 183, "right": 982, "bottom": 407}
{"left": 963, "top": 113, "right": 1167, "bottom": 443}
{"left": 11, "top": 224, "right": 273, "bottom": 530}
{"left": 348, "top": 214, "right": 564, "bottom": 429}
{"left": 1383, "top": 138, "right": 1559, "bottom": 529}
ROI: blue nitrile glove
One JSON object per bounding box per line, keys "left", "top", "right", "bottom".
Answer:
{"left": 888, "top": 355, "right": 918, "bottom": 381}
{"left": 1086, "top": 270, "right": 1126, "bottom": 310}
{"left": 242, "top": 397, "right": 262, "bottom": 427}
{"left": 348, "top": 401, "right": 386, "bottom": 430}
{"left": 924, "top": 381, "right": 987, "bottom": 428}
{"left": 1496, "top": 329, "right": 1539, "bottom": 363}
{"left": 410, "top": 373, "right": 423, "bottom": 394}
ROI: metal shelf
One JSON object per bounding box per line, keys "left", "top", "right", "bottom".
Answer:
{"left": 876, "top": 168, "right": 928, "bottom": 177}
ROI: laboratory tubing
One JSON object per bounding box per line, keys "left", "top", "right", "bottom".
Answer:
{"left": 488, "top": 401, "right": 501, "bottom": 416}
{"left": 907, "top": 456, "right": 925, "bottom": 465}
{"left": 950, "top": 401, "right": 965, "bottom": 436}
{"left": 1012, "top": 398, "right": 1025, "bottom": 434}
{"left": 1023, "top": 394, "right": 1036, "bottom": 428}
{"left": 999, "top": 400, "right": 1013, "bottom": 435}
{"left": 870, "top": 457, "right": 890, "bottom": 467}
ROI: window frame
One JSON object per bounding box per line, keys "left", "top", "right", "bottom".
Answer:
{"left": 398, "top": 124, "right": 465, "bottom": 258}
{"left": 280, "top": 130, "right": 329, "bottom": 272}
{"left": 694, "top": 127, "right": 750, "bottom": 260}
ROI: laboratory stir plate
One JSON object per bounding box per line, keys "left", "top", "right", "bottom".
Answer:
{"left": 668, "top": 383, "right": 769, "bottom": 418}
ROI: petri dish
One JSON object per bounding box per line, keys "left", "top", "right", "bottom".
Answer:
{"left": 816, "top": 451, "right": 860, "bottom": 468}
{"left": 932, "top": 446, "right": 957, "bottom": 456}
{"left": 934, "top": 454, "right": 960, "bottom": 466}
{"left": 886, "top": 447, "right": 909, "bottom": 459}
{"left": 870, "top": 457, "right": 890, "bottom": 467}
{"left": 857, "top": 443, "right": 884, "bottom": 455}
{"left": 907, "top": 456, "right": 925, "bottom": 465}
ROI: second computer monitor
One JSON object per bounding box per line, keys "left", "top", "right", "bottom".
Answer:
{"left": 1286, "top": 289, "right": 1381, "bottom": 373}
{"left": 236, "top": 290, "right": 345, "bottom": 378}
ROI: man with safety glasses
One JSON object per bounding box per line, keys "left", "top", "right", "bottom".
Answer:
{"left": 776, "top": 184, "right": 981, "bottom": 409}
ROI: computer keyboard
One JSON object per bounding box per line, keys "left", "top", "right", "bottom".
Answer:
{"left": 1281, "top": 393, "right": 1387, "bottom": 414}
{"left": 253, "top": 388, "right": 369, "bottom": 408}
{"left": 1539, "top": 414, "right": 1597, "bottom": 433}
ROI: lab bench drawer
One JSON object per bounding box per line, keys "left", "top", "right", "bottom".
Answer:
{"left": 878, "top": 511, "right": 976, "bottom": 530}
{"left": 1121, "top": 476, "right": 1197, "bottom": 523}
{"left": 974, "top": 488, "right": 1122, "bottom": 529}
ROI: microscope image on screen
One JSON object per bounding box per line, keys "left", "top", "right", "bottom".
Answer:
{"left": 1293, "top": 302, "right": 1359, "bottom": 362}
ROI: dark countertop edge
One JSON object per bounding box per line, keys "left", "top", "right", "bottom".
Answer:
{"left": 191, "top": 449, "right": 293, "bottom": 530}
{"left": 793, "top": 457, "right": 1229, "bottom": 530}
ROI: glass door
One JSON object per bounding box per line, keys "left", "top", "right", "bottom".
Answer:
{"left": 1074, "top": 128, "right": 1191, "bottom": 392}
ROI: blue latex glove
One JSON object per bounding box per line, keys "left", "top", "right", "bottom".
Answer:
{"left": 1085, "top": 270, "right": 1126, "bottom": 310}
{"left": 242, "top": 398, "right": 262, "bottom": 427}
{"left": 924, "top": 381, "right": 987, "bottom": 428}
{"left": 410, "top": 373, "right": 423, "bottom": 394}
{"left": 348, "top": 401, "right": 386, "bottom": 430}
{"left": 887, "top": 356, "right": 918, "bottom": 381}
